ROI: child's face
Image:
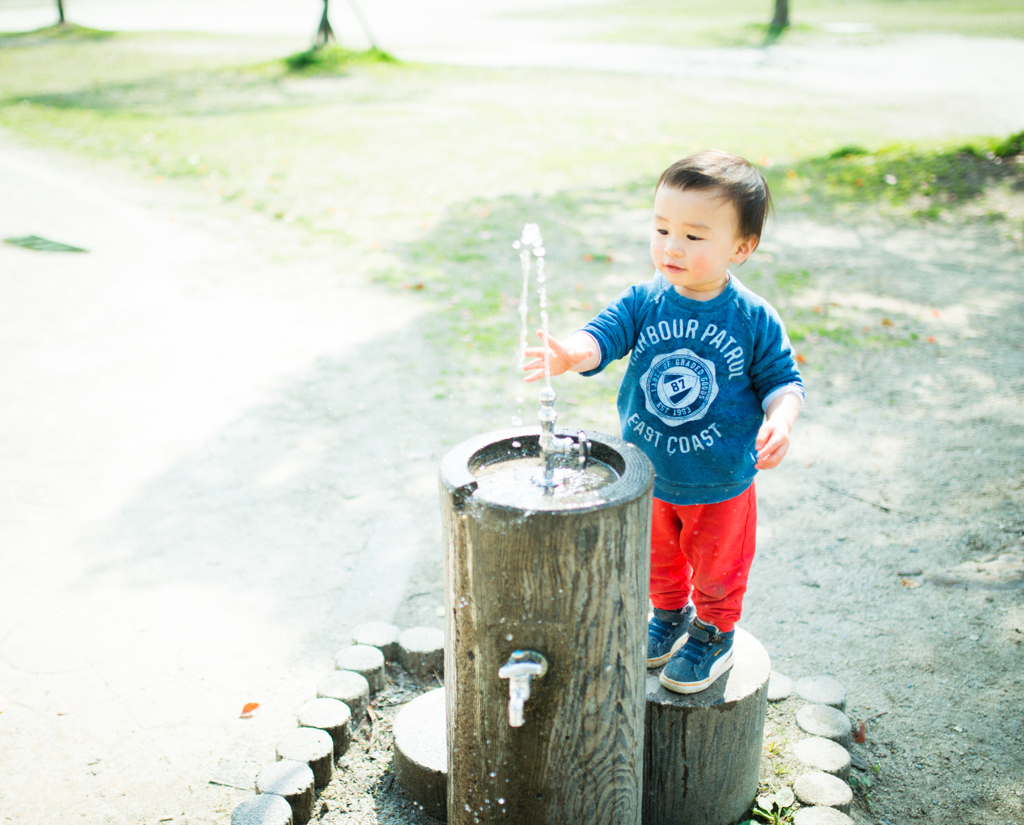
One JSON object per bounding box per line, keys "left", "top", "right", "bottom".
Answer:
{"left": 650, "top": 185, "right": 757, "bottom": 300}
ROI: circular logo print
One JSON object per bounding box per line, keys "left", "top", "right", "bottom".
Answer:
{"left": 640, "top": 349, "right": 719, "bottom": 426}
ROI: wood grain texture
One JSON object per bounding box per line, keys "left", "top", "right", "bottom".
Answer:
{"left": 642, "top": 628, "right": 770, "bottom": 825}
{"left": 441, "top": 430, "right": 654, "bottom": 825}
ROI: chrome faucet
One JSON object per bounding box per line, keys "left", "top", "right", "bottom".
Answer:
{"left": 537, "top": 386, "right": 590, "bottom": 489}
{"left": 498, "top": 650, "right": 548, "bottom": 727}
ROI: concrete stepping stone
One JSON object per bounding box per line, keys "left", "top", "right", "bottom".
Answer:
{"left": 296, "top": 697, "right": 351, "bottom": 758}
{"left": 335, "top": 644, "right": 386, "bottom": 694}
{"left": 796, "top": 675, "right": 847, "bottom": 710}
{"left": 398, "top": 626, "right": 444, "bottom": 677}
{"left": 231, "top": 793, "right": 293, "bottom": 825}
{"left": 317, "top": 670, "right": 370, "bottom": 723}
{"left": 796, "top": 703, "right": 853, "bottom": 748}
{"left": 793, "top": 736, "right": 852, "bottom": 779}
{"left": 255, "top": 760, "right": 315, "bottom": 825}
{"left": 352, "top": 621, "right": 400, "bottom": 660}
{"left": 276, "top": 727, "right": 334, "bottom": 788}
{"left": 767, "top": 670, "right": 794, "bottom": 702}
{"left": 792, "top": 807, "right": 855, "bottom": 825}
{"left": 392, "top": 687, "right": 447, "bottom": 821}
{"left": 793, "top": 770, "right": 853, "bottom": 814}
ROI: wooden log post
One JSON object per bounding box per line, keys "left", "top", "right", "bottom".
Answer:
{"left": 643, "top": 628, "right": 771, "bottom": 825}
{"left": 440, "top": 428, "right": 655, "bottom": 825}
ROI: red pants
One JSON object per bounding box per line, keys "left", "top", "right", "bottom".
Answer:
{"left": 649, "top": 484, "right": 757, "bottom": 632}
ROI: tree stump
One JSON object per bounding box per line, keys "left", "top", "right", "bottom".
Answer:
{"left": 393, "top": 687, "right": 447, "bottom": 820}
{"left": 335, "top": 644, "right": 386, "bottom": 694}
{"left": 351, "top": 621, "right": 400, "bottom": 661}
{"left": 296, "top": 697, "right": 351, "bottom": 759}
{"left": 440, "top": 428, "right": 654, "bottom": 825}
{"left": 276, "top": 727, "right": 334, "bottom": 788}
{"left": 643, "top": 627, "right": 770, "bottom": 825}
{"left": 255, "top": 760, "right": 315, "bottom": 825}
{"left": 398, "top": 626, "right": 445, "bottom": 678}
{"left": 231, "top": 793, "right": 293, "bottom": 825}
{"left": 317, "top": 670, "right": 370, "bottom": 724}
{"left": 793, "top": 737, "right": 852, "bottom": 780}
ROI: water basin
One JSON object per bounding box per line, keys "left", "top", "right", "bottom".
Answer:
{"left": 472, "top": 453, "right": 619, "bottom": 508}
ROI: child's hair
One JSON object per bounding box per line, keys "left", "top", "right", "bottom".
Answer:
{"left": 656, "top": 151, "right": 772, "bottom": 242}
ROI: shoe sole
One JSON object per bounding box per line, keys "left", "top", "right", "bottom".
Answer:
{"left": 658, "top": 649, "right": 734, "bottom": 694}
{"left": 646, "top": 633, "right": 688, "bottom": 669}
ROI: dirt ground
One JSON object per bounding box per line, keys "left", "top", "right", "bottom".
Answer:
{"left": 0, "top": 17, "right": 1022, "bottom": 825}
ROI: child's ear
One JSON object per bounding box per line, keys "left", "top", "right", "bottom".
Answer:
{"left": 731, "top": 234, "right": 759, "bottom": 264}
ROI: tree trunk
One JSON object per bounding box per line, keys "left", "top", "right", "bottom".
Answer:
{"left": 441, "top": 429, "right": 654, "bottom": 825}
{"left": 315, "top": 0, "right": 334, "bottom": 48}
{"left": 344, "top": 0, "right": 380, "bottom": 51}
{"left": 770, "top": 0, "right": 790, "bottom": 32}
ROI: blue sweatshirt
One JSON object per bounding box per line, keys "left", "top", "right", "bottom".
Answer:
{"left": 581, "top": 273, "right": 804, "bottom": 505}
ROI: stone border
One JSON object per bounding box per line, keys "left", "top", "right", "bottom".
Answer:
{"left": 227, "top": 623, "right": 443, "bottom": 825}
{"left": 226, "top": 625, "right": 879, "bottom": 825}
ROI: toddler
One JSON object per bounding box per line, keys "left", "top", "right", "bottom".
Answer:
{"left": 524, "top": 150, "right": 804, "bottom": 693}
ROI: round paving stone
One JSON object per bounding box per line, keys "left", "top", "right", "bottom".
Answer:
{"left": 393, "top": 687, "right": 447, "bottom": 820}
{"left": 352, "top": 621, "right": 400, "bottom": 660}
{"left": 796, "top": 675, "right": 847, "bottom": 710}
{"left": 793, "top": 736, "right": 852, "bottom": 779}
{"left": 792, "top": 807, "right": 854, "bottom": 825}
{"left": 317, "top": 670, "right": 370, "bottom": 723}
{"left": 796, "top": 703, "right": 853, "bottom": 748}
{"left": 276, "top": 727, "right": 334, "bottom": 788}
{"left": 255, "top": 760, "right": 314, "bottom": 825}
{"left": 296, "top": 697, "right": 351, "bottom": 758}
{"left": 398, "top": 626, "right": 444, "bottom": 677}
{"left": 334, "top": 644, "right": 386, "bottom": 694}
{"left": 767, "top": 670, "right": 794, "bottom": 702}
{"left": 231, "top": 793, "right": 293, "bottom": 825}
{"left": 793, "top": 770, "right": 853, "bottom": 814}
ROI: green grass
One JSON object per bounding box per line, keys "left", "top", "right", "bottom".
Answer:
{"left": 768, "top": 133, "right": 1024, "bottom": 220}
{"left": 282, "top": 44, "right": 397, "bottom": 73}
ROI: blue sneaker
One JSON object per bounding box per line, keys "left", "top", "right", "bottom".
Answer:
{"left": 659, "top": 618, "right": 735, "bottom": 694}
{"left": 647, "top": 605, "right": 695, "bottom": 668}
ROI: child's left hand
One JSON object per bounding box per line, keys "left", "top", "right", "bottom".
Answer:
{"left": 755, "top": 392, "right": 802, "bottom": 469}
{"left": 754, "top": 419, "right": 791, "bottom": 469}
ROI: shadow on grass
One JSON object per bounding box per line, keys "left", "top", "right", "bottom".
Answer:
{"left": 1, "top": 32, "right": 407, "bottom": 117}
{"left": 0, "top": 60, "right": 413, "bottom": 118}
{"left": 4, "top": 71, "right": 302, "bottom": 117}
{"left": 0, "top": 22, "right": 116, "bottom": 45}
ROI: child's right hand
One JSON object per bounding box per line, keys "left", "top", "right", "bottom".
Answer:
{"left": 522, "top": 330, "right": 596, "bottom": 383}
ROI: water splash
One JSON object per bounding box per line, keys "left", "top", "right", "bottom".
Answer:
{"left": 513, "top": 223, "right": 547, "bottom": 424}
{"left": 534, "top": 240, "right": 550, "bottom": 389}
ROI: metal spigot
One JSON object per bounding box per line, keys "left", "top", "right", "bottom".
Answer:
{"left": 498, "top": 650, "right": 548, "bottom": 727}
{"left": 537, "top": 386, "right": 591, "bottom": 489}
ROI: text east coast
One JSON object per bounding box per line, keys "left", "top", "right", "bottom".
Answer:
{"left": 626, "top": 413, "right": 723, "bottom": 455}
